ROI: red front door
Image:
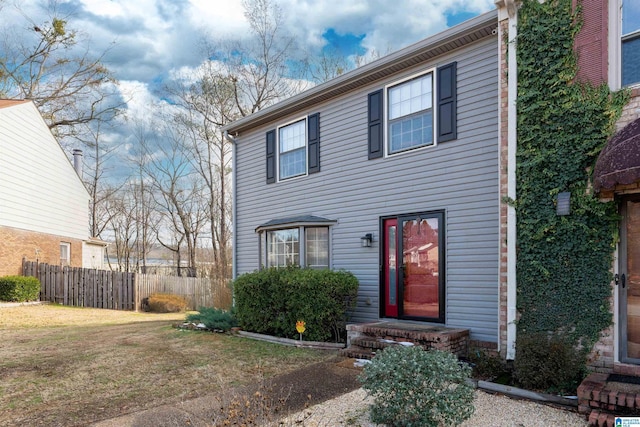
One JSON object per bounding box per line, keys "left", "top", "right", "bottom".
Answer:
{"left": 382, "top": 212, "right": 444, "bottom": 322}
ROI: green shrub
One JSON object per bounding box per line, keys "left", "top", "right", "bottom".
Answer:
{"left": 359, "top": 345, "right": 475, "bottom": 427}
{"left": 514, "top": 332, "right": 587, "bottom": 393}
{"left": 186, "top": 307, "right": 237, "bottom": 332}
{"left": 233, "top": 267, "right": 358, "bottom": 342}
{"left": 0, "top": 276, "right": 40, "bottom": 302}
{"left": 147, "top": 293, "right": 188, "bottom": 313}
{"left": 468, "top": 348, "right": 511, "bottom": 382}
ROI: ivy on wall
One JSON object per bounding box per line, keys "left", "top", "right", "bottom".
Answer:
{"left": 515, "top": 0, "right": 629, "bottom": 347}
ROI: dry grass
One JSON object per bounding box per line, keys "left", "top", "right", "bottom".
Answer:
{"left": 0, "top": 304, "right": 333, "bottom": 427}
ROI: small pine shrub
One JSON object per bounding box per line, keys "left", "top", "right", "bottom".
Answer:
{"left": 147, "top": 293, "right": 188, "bottom": 313}
{"left": 186, "top": 307, "right": 237, "bottom": 332}
{"left": 0, "top": 276, "right": 40, "bottom": 302}
{"left": 359, "top": 345, "right": 475, "bottom": 427}
{"left": 514, "top": 332, "right": 587, "bottom": 393}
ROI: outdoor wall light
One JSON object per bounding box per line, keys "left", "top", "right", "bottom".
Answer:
{"left": 361, "top": 233, "right": 373, "bottom": 248}
{"left": 556, "top": 191, "right": 571, "bottom": 216}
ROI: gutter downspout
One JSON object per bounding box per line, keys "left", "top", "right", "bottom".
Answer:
{"left": 496, "top": 0, "right": 518, "bottom": 360}
{"left": 506, "top": 0, "right": 518, "bottom": 360}
{"left": 224, "top": 130, "right": 238, "bottom": 281}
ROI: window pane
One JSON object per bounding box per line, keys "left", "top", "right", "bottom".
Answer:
{"left": 623, "top": 36, "right": 640, "bottom": 86}
{"left": 403, "top": 216, "right": 440, "bottom": 319}
{"left": 267, "top": 229, "right": 299, "bottom": 267}
{"left": 279, "top": 120, "right": 305, "bottom": 153}
{"left": 623, "top": 1, "right": 640, "bottom": 36}
{"left": 279, "top": 120, "right": 306, "bottom": 179}
{"left": 389, "top": 111, "right": 433, "bottom": 153}
{"left": 388, "top": 73, "right": 433, "bottom": 153}
{"left": 305, "top": 227, "right": 329, "bottom": 269}
{"left": 388, "top": 74, "right": 432, "bottom": 120}
{"left": 280, "top": 147, "right": 306, "bottom": 179}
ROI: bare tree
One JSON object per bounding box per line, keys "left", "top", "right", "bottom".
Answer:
{"left": 0, "top": 3, "right": 122, "bottom": 142}
{"left": 77, "top": 121, "right": 123, "bottom": 239}
{"left": 213, "top": 0, "right": 308, "bottom": 117}
{"left": 307, "top": 46, "right": 351, "bottom": 84}
{"left": 135, "top": 121, "right": 209, "bottom": 277}
{"left": 104, "top": 187, "right": 137, "bottom": 272}
{"left": 165, "top": 67, "right": 234, "bottom": 282}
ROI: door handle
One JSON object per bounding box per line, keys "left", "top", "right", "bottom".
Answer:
{"left": 616, "top": 273, "right": 627, "bottom": 288}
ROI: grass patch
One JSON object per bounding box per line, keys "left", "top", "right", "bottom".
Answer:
{"left": 0, "top": 304, "right": 333, "bottom": 426}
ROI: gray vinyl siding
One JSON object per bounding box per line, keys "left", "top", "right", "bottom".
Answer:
{"left": 235, "top": 35, "right": 499, "bottom": 343}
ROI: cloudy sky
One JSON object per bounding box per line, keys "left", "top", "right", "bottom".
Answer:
{"left": 1, "top": 0, "right": 496, "bottom": 177}
{"left": 3, "top": 0, "right": 495, "bottom": 100}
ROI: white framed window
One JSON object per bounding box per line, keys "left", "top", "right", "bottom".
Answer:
{"left": 258, "top": 217, "right": 334, "bottom": 269}
{"left": 60, "top": 242, "right": 70, "bottom": 266}
{"left": 278, "top": 118, "right": 307, "bottom": 180}
{"left": 622, "top": 1, "right": 640, "bottom": 87}
{"left": 267, "top": 229, "right": 300, "bottom": 267}
{"left": 386, "top": 71, "right": 435, "bottom": 155}
{"left": 264, "top": 226, "right": 330, "bottom": 269}
{"left": 305, "top": 227, "right": 329, "bottom": 268}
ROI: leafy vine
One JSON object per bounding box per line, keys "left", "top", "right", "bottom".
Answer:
{"left": 515, "top": 0, "right": 629, "bottom": 348}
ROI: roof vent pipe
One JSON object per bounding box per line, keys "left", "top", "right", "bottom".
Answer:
{"left": 72, "top": 149, "right": 83, "bottom": 177}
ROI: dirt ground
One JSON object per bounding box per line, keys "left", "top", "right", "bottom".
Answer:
{"left": 0, "top": 304, "right": 340, "bottom": 427}
{"left": 94, "top": 358, "right": 363, "bottom": 427}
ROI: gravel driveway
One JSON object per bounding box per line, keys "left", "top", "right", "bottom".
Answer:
{"left": 279, "top": 387, "right": 588, "bottom": 427}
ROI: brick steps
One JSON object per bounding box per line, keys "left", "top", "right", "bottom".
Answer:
{"left": 341, "top": 321, "right": 469, "bottom": 360}
{"left": 578, "top": 372, "right": 640, "bottom": 426}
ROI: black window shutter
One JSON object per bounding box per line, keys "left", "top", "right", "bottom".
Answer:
{"left": 437, "top": 62, "right": 457, "bottom": 143}
{"left": 266, "top": 129, "right": 276, "bottom": 184}
{"left": 307, "top": 112, "right": 320, "bottom": 174}
{"left": 368, "top": 89, "right": 384, "bottom": 159}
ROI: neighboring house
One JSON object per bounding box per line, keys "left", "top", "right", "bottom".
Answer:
{"left": 573, "top": 0, "right": 640, "bottom": 375}
{"left": 225, "top": 0, "right": 640, "bottom": 370}
{"left": 0, "top": 99, "right": 101, "bottom": 276}
{"left": 225, "top": 11, "right": 503, "bottom": 351}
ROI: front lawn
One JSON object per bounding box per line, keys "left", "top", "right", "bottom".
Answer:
{"left": 0, "top": 304, "right": 332, "bottom": 426}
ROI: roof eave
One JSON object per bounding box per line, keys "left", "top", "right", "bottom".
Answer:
{"left": 223, "top": 9, "right": 498, "bottom": 135}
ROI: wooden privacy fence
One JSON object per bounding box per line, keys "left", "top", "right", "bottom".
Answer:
{"left": 23, "top": 260, "right": 215, "bottom": 311}
{"left": 135, "top": 274, "right": 213, "bottom": 311}
{"left": 23, "top": 260, "right": 135, "bottom": 310}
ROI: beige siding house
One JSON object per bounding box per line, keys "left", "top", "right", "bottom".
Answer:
{"left": 0, "top": 99, "right": 97, "bottom": 276}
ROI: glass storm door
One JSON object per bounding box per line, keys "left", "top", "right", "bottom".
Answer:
{"left": 382, "top": 212, "right": 444, "bottom": 322}
{"left": 383, "top": 218, "right": 399, "bottom": 317}
{"left": 621, "top": 198, "right": 640, "bottom": 363}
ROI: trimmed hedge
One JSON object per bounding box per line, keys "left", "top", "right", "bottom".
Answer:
{"left": 0, "top": 276, "right": 41, "bottom": 302}
{"left": 233, "top": 267, "right": 359, "bottom": 342}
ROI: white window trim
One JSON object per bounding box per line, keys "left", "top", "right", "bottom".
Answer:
{"left": 60, "top": 242, "right": 71, "bottom": 266}
{"left": 609, "top": 0, "right": 640, "bottom": 90}
{"left": 258, "top": 225, "right": 332, "bottom": 269}
{"left": 384, "top": 68, "right": 438, "bottom": 158}
{"left": 276, "top": 116, "right": 308, "bottom": 182}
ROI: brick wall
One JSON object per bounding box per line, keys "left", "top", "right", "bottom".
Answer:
{"left": 574, "top": 0, "right": 608, "bottom": 85}
{"left": 0, "top": 225, "right": 83, "bottom": 276}
{"left": 588, "top": 90, "right": 640, "bottom": 371}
